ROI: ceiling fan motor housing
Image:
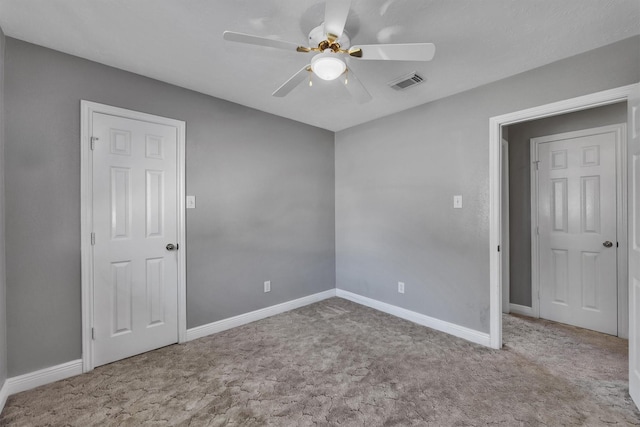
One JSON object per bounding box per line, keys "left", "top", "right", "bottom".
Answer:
{"left": 309, "top": 24, "right": 351, "bottom": 50}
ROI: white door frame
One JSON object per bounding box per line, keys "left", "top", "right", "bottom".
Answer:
{"left": 489, "top": 83, "right": 639, "bottom": 349}
{"left": 529, "top": 124, "right": 627, "bottom": 337}
{"left": 501, "top": 139, "right": 510, "bottom": 314}
{"left": 80, "top": 100, "right": 187, "bottom": 372}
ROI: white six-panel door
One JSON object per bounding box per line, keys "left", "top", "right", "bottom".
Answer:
{"left": 534, "top": 126, "right": 618, "bottom": 335}
{"left": 91, "top": 112, "right": 179, "bottom": 367}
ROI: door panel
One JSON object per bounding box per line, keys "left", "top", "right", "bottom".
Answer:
{"left": 112, "top": 260, "right": 133, "bottom": 334}
{"left": 111, "top": 167, "right": 131, "bottom": 239}
{"left": 92, "top": 112, "right": 179, "bottom": 367}
{"left": 146, "top": 170, "right": 165, "bottom": 237}
{"left": 551, "top": 248, "right": 568, "bottom": 304}
{"left": 536, "top": 127, "right": 618, "bottom": 335}
{"left": 146, "top": 257, "right": 165, "bottom": 326}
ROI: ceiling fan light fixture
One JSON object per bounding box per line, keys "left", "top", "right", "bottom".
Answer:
{"left": 311, "top": 51, "right": 346, "bottom": 81}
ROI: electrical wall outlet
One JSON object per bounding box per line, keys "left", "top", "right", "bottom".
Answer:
{"left": 264, "top": 280, "right": 271, "bottom": 293}
{"left": 398, "top": 282, "right": 405, "bottom": 294}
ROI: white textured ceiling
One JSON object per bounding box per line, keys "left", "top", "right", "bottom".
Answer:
{"left": 0, "top": 0, "right": 638, "bottom": 131}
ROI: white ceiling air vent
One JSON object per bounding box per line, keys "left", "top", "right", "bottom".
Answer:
{"left": 388, "top": 72, "right": 425, "bottom": 91}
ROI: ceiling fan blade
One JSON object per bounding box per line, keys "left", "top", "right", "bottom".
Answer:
{"left": 272, "top": 65, "right": 312, "bottom": 97}
{"left": 344, "top": 67, "right": 372, "bottom": 104}
{"left": 350, "top": 43, "right": 436, "bottom": 61}
{"left": 324, "top": 0, "right": 351, "bottom": 41}
{"left": 223, "top": 31, "right": 307, "bottom": 52}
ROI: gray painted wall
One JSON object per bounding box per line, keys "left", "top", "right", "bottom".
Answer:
{"left": 0, "top": 25, "right": 7, "bottom": 387}
{"left": 4, "top": 39, "right": 335, "bottom": 376}
{"left": 506, "top": 102, "right": 627, "bottom": 307}
{"left": 335, "top": 36, "right": 640, "bottom": 333}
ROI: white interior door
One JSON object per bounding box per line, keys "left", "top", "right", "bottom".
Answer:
{"left": 534, "top": 126, "right": 618, "bottom": 335}
{"left": 91, "top": 112, "right": 179, "bottom": 367}
{"left": 628, "top": 84, "right": 640, "bottom": 409}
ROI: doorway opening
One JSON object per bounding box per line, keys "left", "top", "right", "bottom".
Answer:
{"left": 502, "top": 103, "right": 627, "bottom": 337}
{"left": 488, "top": 83, "right": 638, "bottom": 350}
{"left": 489, "top": 82, "right": 640, "bottom": 410}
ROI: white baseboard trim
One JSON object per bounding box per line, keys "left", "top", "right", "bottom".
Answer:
{"left": 186, "top": 289, "right": 337, "bottom": 342}
{"left": 509, "top": 303, "right": 535, "bottom": 317}
{"left": 0, "top": 380, "right": 8, "bottom": 414}
{"left": 6, "top": 359, "right": 83, "bottom": 396}
{"left": 336, "top": 289, "right": 491, "bottom": 347}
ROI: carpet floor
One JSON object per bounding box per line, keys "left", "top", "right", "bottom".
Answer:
{"left": 0, "top": 297, "right": 638, "bottom": 426}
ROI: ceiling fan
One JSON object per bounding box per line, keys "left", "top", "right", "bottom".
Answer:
{"left": 222, "top": 0, "right": 436, "bottom": 103}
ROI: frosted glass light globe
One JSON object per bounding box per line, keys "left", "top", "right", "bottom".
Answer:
{"left": 311, "top": 51, "right": 346, "bottom": 81}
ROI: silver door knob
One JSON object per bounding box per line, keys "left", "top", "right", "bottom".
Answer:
{"left": 603, "top": 241, "right": 613, "bottom": 248}
{"left": 166, "top": 243, "right": 176, "bottom": 251}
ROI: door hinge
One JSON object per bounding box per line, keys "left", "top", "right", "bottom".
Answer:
{"left": 91, "top": 232, "right": 95, "bottom": 245}
{"left": 617, "top": 241, "right": 619, "bottom": 248}
{"left": 536, "top": 226, "right": 539, "bottom": 235}
{"left": 497, "top": 245, "right": 500, "bottom": 252}
{"left": 533, "top": 160, "right": 540, "bottom": 170}
{"left": 91, "top": 327, "right": 95, "bottom": 340}
{"left": 90, "top": 136, "right": 99, "bottom": 150}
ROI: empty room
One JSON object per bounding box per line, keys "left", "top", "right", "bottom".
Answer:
{"left": 0, "top": 0, "right": 638, "bottom": 425}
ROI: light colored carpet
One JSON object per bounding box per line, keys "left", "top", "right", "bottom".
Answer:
{"left": 1, "top": 297, "right": 638, "bottom": 426}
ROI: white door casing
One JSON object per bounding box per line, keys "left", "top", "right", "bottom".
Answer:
{"left": 532, "top": 126, "right": 620, "bottom": 335}
{"left": 81, "top": 101, "right": 186, "bottom": 371}
{"left": 628, "top": 84, "right": 640, "bottom": 408}
{"left": 502, "top": 139, "right": 510, "bottom": 314}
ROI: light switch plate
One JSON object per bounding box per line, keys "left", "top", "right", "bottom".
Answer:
{"left": 453, "top": 195, "right": 463, "bottom": 209}
{"left": 186, "top": 195, "right": 196, "bottom": 209}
